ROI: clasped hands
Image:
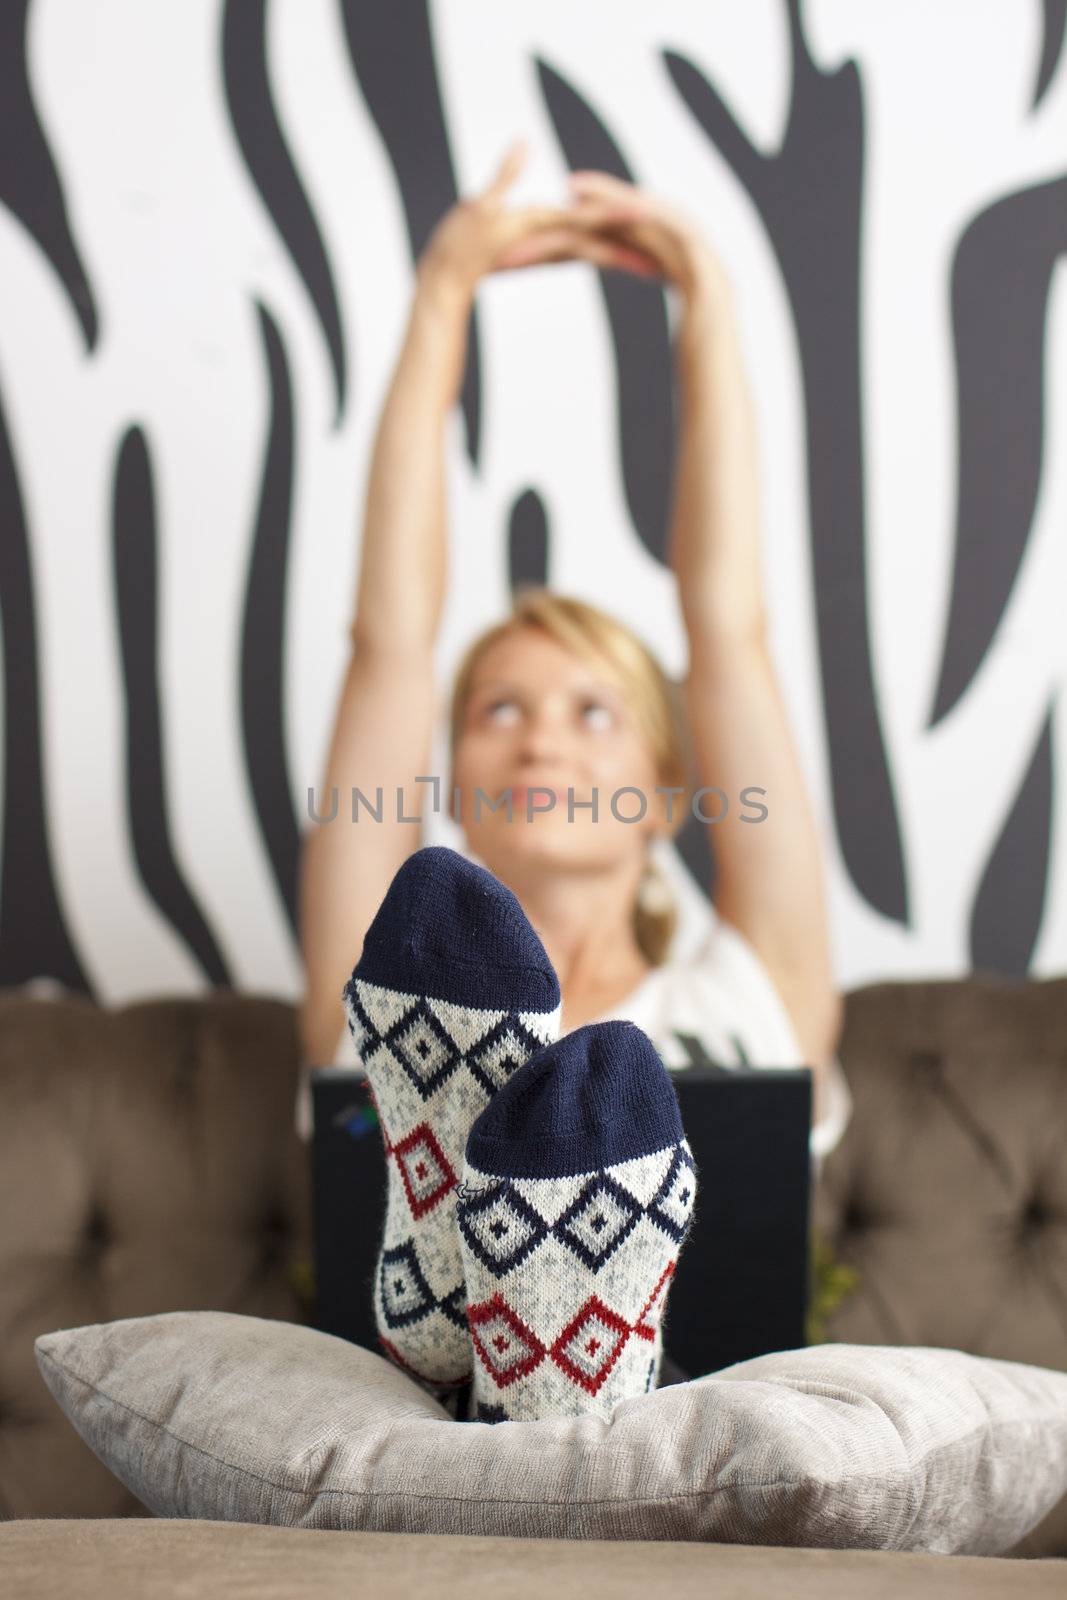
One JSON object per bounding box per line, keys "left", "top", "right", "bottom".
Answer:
{"left": 418, "top": 137, "right": 729, "bottom": 310}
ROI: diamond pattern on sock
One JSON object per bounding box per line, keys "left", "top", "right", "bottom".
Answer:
{"left": 390, "top": 1123, "right": 457, "bottom": 1220}
{"left": 378, "top": 1240, "right": 436, "bottom": 1329}
{"left": 387, "top": 1000, "right": 465, "bottom": 1098}
{"left": 454, "top": 1162, "right": 693, "bottom": 1282}
{"left": 550, "top": 1296, "right": 632, "bottom": 1395}
{"left": 457, "top": 1180, "right": 550, "bottom": 1276}
{"left": 350, "top": 983, "right": 422, "bottom": 1057}
{"left": 436, "top": 1284, "right": 468, "bottom": 1329}
{"left": 552, "top": 1174, "right": 643, "bottom": 1271}
{"left": 466, "top": 1016, "right": 551, "bottom": 1098}
{"left": 468, "top": 1294, "right": 547, "bottom": 1388}
{"left": 459, "top": 1139, "right": 697, "bottom": 1420}
{"left": 646, "top": 1145, "right": 698, "bottom": 1242}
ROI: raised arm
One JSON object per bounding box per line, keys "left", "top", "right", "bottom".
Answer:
{"left": 298, "top": 275, "right": 460, "bottom": 1067}
{"left": 299, "top": 145, "right": 641, "bottom": 1066}
{"left": 567, "top": 172, "right": 843, "bottom": 1124}
{"left": 670, "top": 276, "right": 843, "bottom": 1116}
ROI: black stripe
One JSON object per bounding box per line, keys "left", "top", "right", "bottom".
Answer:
{"left": 1033, "top": 0, "right": 1066, "bottom": 110}
{"left": 221, "top": 0, "right": 348, "bottom": 425}
{"left": 240, "top": 303, "right": 300, "bottom": 938}
{"left": 339, "top": 0, "right": 482, "bottom": 466}
{"left": 0, "top": 363, "right": 89, "bottom": 990}
{"left": 969, "top": 707, "right": 1053, "bottom": 976}
{"left": 0, "top": 0, "right": 97, "bottom": 350}
{"left": 508, "top": 488, "right": 550, "bottom": 592}
{"left": 929, "top": 176, "right": 1067, "bottom": 725}
{"left": 112, "top": 427, "right": 231, "bottom": 984}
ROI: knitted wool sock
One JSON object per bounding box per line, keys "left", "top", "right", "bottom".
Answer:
{"left": 456, "top": 1020, "right": 697, "bottom": 1422}
{"left": 342, "top": 846, "right": 561, "bottom": 1391}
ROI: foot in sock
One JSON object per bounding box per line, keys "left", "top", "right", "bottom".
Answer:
{"left": 456, "top": 1020, "right": 697, "bottom": 1421}
{"left": 342, "top": 846, "right": 561, "bottom": 1391}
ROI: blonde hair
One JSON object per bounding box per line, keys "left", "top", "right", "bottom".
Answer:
{"left": 448, "top": 588, "right": 693, "bottom": 965}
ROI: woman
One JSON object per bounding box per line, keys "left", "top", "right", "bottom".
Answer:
{"left": 298, "top": 140, "right": 851, "bottom": 1166}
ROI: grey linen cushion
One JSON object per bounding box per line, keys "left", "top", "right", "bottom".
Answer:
{"left": 35, "top": 1311, "right": 1067, "bottom": 1554}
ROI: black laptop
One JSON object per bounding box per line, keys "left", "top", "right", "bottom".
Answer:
{"left": 310, "top": 1062, "right": 811, "bottom": 1380}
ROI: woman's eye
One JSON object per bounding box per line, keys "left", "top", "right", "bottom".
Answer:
{"left": 485, "top": 698, "right": 520, "bottom": 724}
{"left": 580, "top": 701, "right": 613, "bottom": 731}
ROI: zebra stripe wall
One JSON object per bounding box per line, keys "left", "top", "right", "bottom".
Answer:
{"left": 1, "top": 0, "right": 1064, "bottom": 1009}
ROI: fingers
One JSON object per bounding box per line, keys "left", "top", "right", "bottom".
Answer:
{"left": 610, "top": 245, "right": 662, "bottom": 276}
{"left": 504, "top": 197, "right": 645, "bottom": 240}
{"left": 495, "top": 229, "right": 576, "bottom": 269}
{"left": 568, "top": 170, "right": 646, "bottom": 205}
{"left": 496, "top": 228, "right": 662, "bottom": 277}
{"left": 572, "top": 172, "right": 701, "bottom": 262}
{"left": 568, "top": 234, "right": 662, "bottom": 276}
{"left": 569, "top": 173, "right": 674, "bottom": 238}
{"left": 567, "top": 192, "right": 669, "bottom": 260}
{"left": 482, "top": 149, "right": 639, "bottom": 214}
{"left": 482, "top": 138, "right": 529, "bottom": 200}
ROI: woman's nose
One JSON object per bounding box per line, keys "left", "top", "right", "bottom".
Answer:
{"left": 516, "top": 707, "right": 566, "bottom": 757}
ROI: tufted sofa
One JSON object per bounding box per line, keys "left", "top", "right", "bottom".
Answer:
{"left": 812, "top": 971, "right": 1067, "bottom": 1557}
{"left": 0, "top": 986, "right": 314, "bottom": 1519}
{"left": 1, "top": 972, "right": 1065, "bottom": 1587}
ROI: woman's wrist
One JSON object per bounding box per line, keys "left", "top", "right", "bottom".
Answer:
{"left": 413, "top": 259, "right": 475, "bottom": 326}
{"left": 674, "top": 270, "right": 742, "bottom": 388}
{"left": 394, "top": 267, "right": 474, "bottom": 410}
{"left": 678, "top": 249, "right": 734, "bottom": 324}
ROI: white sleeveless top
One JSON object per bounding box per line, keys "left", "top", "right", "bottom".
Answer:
{"left": 299, "top": 908, "right": 852, "bottom": 1178}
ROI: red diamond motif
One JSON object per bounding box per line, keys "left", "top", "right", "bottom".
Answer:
{"left": 391, "top": 1124, "right": 456, "bottom": 1218}
{"left": 467, "top": 1294, "right": 546, "bottom": 1389}
{"left": 551, "top": 1296, "right": 631, "bottom": 1395}
{"left": 634, "top": 1261, "right": 676, "bottom": 1343}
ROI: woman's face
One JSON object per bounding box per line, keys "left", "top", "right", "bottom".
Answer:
{"left": 450, "top": 626, "right": 665, "bottom": 877}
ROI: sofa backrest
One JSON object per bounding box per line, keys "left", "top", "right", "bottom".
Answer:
{"left": 817, "top": 971, "right": 1067, "bottom": 1560}
{"left": 0, "top": 986, "right": 312, "bottom": 1519}
{"left": 815, "top": 971, "right": 1067, "bottom": 1377}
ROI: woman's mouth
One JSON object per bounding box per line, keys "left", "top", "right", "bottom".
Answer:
{"left": 510, "top": 786, "right": 569, "bottom": 808}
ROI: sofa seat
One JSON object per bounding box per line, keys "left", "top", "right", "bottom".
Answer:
{"left": 1, "top": 1521, "right": 1063, "bottom": 1599}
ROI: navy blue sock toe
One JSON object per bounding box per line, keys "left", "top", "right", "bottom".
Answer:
{"left": 351, "top": 846, "right": 560, "bottom": 1013}
{"left": 466, "top": 1020, "right": 684, "bottom": 1179}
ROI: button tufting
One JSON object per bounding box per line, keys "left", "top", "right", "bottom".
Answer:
{"left": 84, "top": 1206, "right": 109, "bottom": 1248}
{"left": 1019, "top": 1197, "right": 1049, "bottom": 1232}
